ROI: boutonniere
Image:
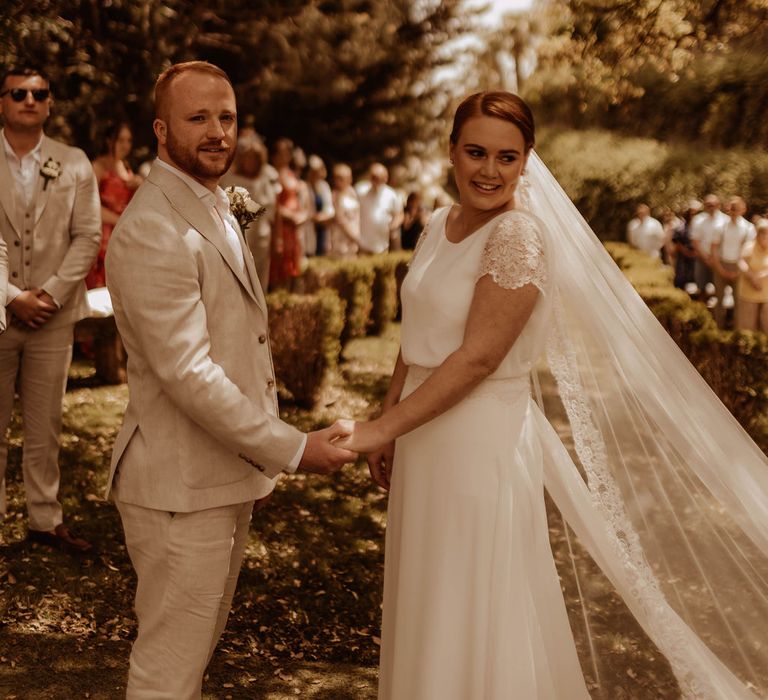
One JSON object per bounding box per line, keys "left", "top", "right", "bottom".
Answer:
{"left": 225, "top": 186, "right": 265, "bottom": 232}
{"left": 40, "top": 158, "right": 62, "bottom": 190}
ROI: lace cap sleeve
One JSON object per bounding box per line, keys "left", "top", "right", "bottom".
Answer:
{"left": 478, "top": 212, "right": 547, "bottom": 292}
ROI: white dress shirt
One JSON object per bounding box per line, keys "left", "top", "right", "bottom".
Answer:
{"left": 356, "top": 182, "right": 401, "bottom": 254}
{"left": 155, "top": 158, "right": 305, "bottom": 472}
{"left": 690, "top": 210, "right": 729, "bottom": 253}
{"left": 627, "top": 215, "right": 665, "bottom": 258}
{"left": 712, "top": 216, "right": 757, "bottom": 263}
{"left": 2, "top": 129, "right": 43, "bottom": 208}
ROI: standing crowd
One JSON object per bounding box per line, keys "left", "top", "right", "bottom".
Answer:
{"left": 627, "top": 196, "right": 768, "bottom": 332}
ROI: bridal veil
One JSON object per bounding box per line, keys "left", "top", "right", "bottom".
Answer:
{"left": 525, "top": 151, "right": 768, "bottom": 698}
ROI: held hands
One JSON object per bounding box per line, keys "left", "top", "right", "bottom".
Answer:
{"left": 8, "top": 288, "right": 58, "bottom": 329}
{"left": 298, "top": 421, "right": 358, "bottom": 475}
{"left": 334, "top": 419, "right": 395, "bottom": 491}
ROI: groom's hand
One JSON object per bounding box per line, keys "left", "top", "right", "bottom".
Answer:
{"left": 298, "top": 422, "right": 357, "bottom": 475}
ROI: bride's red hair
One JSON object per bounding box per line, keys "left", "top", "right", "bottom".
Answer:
{"left": 449, "top": 91, "right": 535, "bottom": 153}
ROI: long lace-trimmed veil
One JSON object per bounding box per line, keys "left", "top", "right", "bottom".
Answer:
{"left": 524, "top": 151, "right": 768, "bottom": 698}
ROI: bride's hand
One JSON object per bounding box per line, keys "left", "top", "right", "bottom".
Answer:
{"left": 367, "top": 442, "right": 395, "bottom": 490}
{"left": 333, "top": 419, "right": 391, "bottom": 454}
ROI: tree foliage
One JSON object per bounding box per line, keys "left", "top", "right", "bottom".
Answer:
{"left": 525, "top": 0, "right": 768, "bottom": 148}
{"left": 0, "top": 0, "right": 470, "bottom": 175}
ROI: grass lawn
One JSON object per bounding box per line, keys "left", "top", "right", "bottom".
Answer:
{"left": 0, "top": 324, "right": 682, "bottom": 699}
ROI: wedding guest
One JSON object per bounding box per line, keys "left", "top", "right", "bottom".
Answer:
{"left": 626, "top": 203, "right": 664, "bottom": 259}
{"left": 307, "top": 154, "right": 334, "bottom": 256}
{"left": 672, "top": 200, "right": 700, "bottom": 290}
{"left": 711, "top": 196, "right": 756, "bottom": 328}
{"left": 660, "top": 207, "right": 683, "bottom": 265}
{"left": 690, "top": 193, "right": 728, "bottom": 299}
{"left": 737, "top": 218, "right": 768, "bottom": 332}
{"left": 357, "top": 162, "right": 403, "bottom": 254}
{"left": 221, "top": 132, "right": 279, "bottom": 292}
{"left": 401, "top": 191, "right": 428, "bottom": 251}
{"left": 269, "top": 138, "right": 307, "bottom": 289}
{"left": 0, "top": 66, "right": 100, "bottom": 553}
{"left": 87, "top": 121, "right": 142, "bottom": 289}
{"left": 329, "top": 163, "right": 360, "bottom": 259}
{"left": 292, "top": 146, "right": 315, "bottom": 260}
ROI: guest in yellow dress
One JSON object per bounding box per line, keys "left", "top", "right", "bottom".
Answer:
{"left": 737, "top": 218, "right": 768, "bottom": 331}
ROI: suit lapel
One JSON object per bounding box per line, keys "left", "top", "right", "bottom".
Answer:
{"left": 33, "top": 136, "right": 56, "bottom": 225}
{"left": 233, "top": 218, "right": 268, "bottom": 307}
{"left": 148, "top": 164, "right": 263, "bottom": 310}
{"left": 0, "top": 140, "right": 25, "bottom": 237}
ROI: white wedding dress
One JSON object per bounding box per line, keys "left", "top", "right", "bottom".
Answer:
{"left": 379, "top": 205, "right": 589, "bottom": 698}
{"left": 378, "top": 185, "right": 768, "bottom": 699}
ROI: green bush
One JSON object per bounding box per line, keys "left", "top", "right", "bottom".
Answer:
{"left": 537, "top": 128, "right": 768, "bottom": 240}
{"left": 301, "top": 253, "right": 412, "bottom": 339}
{"left": 302, "top": 258, "right": 375, "bottom": 342}
{"left": 370, "top": 251, "right": 412, "bottom": 334}
{"left": 267, "top": 288, "right": 345, "bottom": 409}
{"left": 607, "top": 243, "right": 768, "bottom": 452}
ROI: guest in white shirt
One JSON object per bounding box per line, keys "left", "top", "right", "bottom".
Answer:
{"left": 626, "top": 203, "right": 664, "bottom": 259}
{"left": 711, "top": 196, "right": 756, "bottom": 328}
{"left": 690, "top": 193, "right": 728, "bottom": 299}
{"left": 356, "top": 163, "right": 403, "bottom": 254}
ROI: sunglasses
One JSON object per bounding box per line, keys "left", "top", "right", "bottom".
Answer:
{"left": 0, "top": 88, "right": 50, "bottom": 102}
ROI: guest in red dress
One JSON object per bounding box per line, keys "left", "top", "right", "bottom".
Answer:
{"left": 87, "top": 122, "right": 143, "bottom": 289}
{"left": 269, "top": 138, "right": 308, "bottom": 290}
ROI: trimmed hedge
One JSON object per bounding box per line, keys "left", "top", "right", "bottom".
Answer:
{"left": 267, "top": 288, "right": 345, "bottom": 408}
{"left": 301, "top": 252, "right": 411, "bottom": 339}
{"left": 605, "top": 242, "right": 768, "bottom": 452}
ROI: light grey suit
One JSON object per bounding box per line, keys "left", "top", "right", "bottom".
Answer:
{"left": 105, "top": 162, "right": 304, "bottom": 698}
{"left": 0, "top": 135, "right": 100, "bottom": 530}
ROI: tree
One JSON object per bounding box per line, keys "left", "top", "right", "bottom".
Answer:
{"left": 0, "top": 0, "right": 473, "bottom": 176}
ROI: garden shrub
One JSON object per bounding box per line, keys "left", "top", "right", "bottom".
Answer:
{"left": 607, "top": 243, "right": 768, "bottom": 452}
{"left": 303, "top": 257, "right": 375, "bottom": 342}
{"left": 267, "top": 288, "right": 345, "bottom": 408}
{"left": 370, "top": 251, "right": 412, "bottom": 334}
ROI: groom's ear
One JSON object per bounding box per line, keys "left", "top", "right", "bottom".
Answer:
{"left": 153, "top": 118, "right": 167, "bottom": 145}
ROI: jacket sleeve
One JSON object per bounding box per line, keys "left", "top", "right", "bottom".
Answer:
{"left": 105, "top": 208, "right": 305, "bottom": 477}
{"left": 43, "top": 148, "right": 101, "bottom": 304}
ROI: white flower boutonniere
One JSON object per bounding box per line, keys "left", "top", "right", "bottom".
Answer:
{"left": 225, "top": 186, "right": 265, "bottom": 232}
{"left": 40, "top": 158, "right": 62, "bottom": 190}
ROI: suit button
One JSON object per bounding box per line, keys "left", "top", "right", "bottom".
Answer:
{"left": 14, "top": 240, "right": 19, "bottom": 247}
{"left": 267, "top": 379, "right": 275, "bottom": 389}
{"left": 258, "top": 334, "right": 267, "bottom": 344}
{"left": 25, "top": 246, "right": 30, "bottom": 251}
{"left": 11, "top": 272, "right": 17, "bottom": 278}
{"left": 25, "top": 213, "right": 30, "bottom": 218}
{"left": 25, "top": 230, "right": 30, "bottom": 234}
{"left": 25, "top": 261, "right": 30, "bottom": 266}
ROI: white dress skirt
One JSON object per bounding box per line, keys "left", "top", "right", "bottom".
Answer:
{"left": 377, "top": 206, "right": 591, "bottom": 699}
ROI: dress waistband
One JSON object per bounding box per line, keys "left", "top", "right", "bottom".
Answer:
{"left": 402, "top": 365, "right": 530, "bottom": 403}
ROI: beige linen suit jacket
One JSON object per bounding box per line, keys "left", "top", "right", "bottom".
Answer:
{"left": 0, "top": 136, "right": 101, "bottom": 328}
{"left": 105, "top": 163, "right": 304, "bottom": 513}
{"left": 0, "top": 236, "right": 6, "bottom": 332}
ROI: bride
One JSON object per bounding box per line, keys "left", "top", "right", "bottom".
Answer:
{"left": 338, "top": 91, "right": 768, "bottom": 699}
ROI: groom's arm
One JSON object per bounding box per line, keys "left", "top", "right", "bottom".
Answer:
{"left": 106, "top": 209, "right": 327, "bottom": 477}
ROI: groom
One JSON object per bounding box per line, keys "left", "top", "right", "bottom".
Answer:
{"left": 105, "top": 61, "right": 356, "bottom": 699}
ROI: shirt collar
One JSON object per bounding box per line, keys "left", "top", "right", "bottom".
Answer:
{"left": 156, "top": 157, "right": 225, "bottom": 207}
{"left": 2, "top": 129, "right": 43, "bottom": 164}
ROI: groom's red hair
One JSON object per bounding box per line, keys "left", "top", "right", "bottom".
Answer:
{"left": 154, "top": 61, "right": 232, "bottom": 120}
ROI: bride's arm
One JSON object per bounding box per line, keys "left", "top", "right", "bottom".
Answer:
{"left": 365, "top": 350, "right": 408, "bottom": 489}
{"left": 339, "top": 277, "right": 539, "bottom": 454}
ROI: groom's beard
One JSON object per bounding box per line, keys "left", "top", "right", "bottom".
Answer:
{"left": 166, "top": 131, "right": 235, "bottom": 181}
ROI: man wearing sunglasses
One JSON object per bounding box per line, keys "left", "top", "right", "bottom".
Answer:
{"left": 0, "top": 66, "right": 100, "bottom": 554}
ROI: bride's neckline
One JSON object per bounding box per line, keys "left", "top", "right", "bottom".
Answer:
{"left": 442, "top": 205, "right": 516, "bottom": 245}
